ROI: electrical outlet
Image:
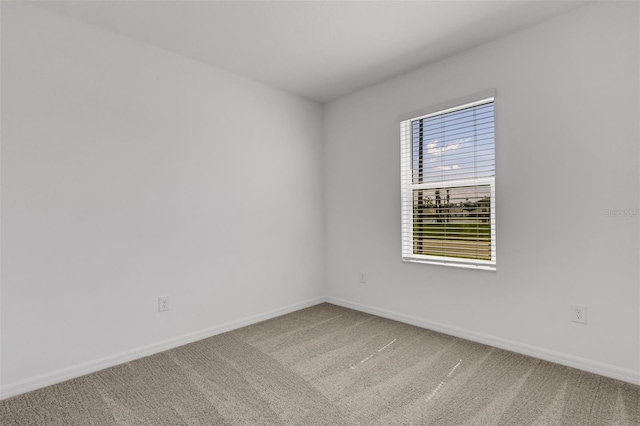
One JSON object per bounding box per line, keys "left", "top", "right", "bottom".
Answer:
{"left": 158, "top": 296, "right": 169, "bottom": 312}
{"left": 571, "top": 305, "right": 587, "bottom": 324}
{"left": 360, "top": 271, "right": 367, "bottom": 283}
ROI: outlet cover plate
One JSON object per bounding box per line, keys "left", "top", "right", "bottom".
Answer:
{"left": 571, "top": 305, "right": 587, "bottom": 324}
{"left": 158, "top": 296, "right": 170, "bottom": 312}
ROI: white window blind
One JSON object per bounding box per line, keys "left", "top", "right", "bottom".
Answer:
{"left": 400, "top": 93, "right": 496, "bottom": 270}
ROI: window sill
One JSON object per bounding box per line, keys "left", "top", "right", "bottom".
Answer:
{"left": 402, "top": 257, "right": 496, "bottom": 271}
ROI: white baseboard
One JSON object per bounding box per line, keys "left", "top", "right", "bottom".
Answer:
{"left": 0, "top": 297, "right": 325, "bottom": 400}
{"left": 326, "top": 296, "right": 640, "bottom": 386}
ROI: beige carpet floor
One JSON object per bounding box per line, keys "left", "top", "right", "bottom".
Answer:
{"left": 1, "top": 303, "right": 638, "bottom": 425}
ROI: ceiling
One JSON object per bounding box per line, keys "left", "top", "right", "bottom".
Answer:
{"left": 33, "top": 1, "right": 589, "bottom": 103}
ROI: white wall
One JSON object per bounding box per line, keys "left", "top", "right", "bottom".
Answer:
{"left": 1, "top": 3, "right": 324, "bottom": 391}
{"left": 324, "top": 2, "right": 639, "bottom": 380}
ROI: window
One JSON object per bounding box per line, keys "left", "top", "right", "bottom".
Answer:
{"left": 400, "top": 91, "right": 496, "bottom": 270}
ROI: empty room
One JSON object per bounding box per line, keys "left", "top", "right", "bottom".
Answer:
{"left": 1, "top": 1, "right": 639, "bottom": 425}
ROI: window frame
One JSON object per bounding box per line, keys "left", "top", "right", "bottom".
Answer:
{"left": 400, "top": 90, "right": 497, "bottom": 271}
